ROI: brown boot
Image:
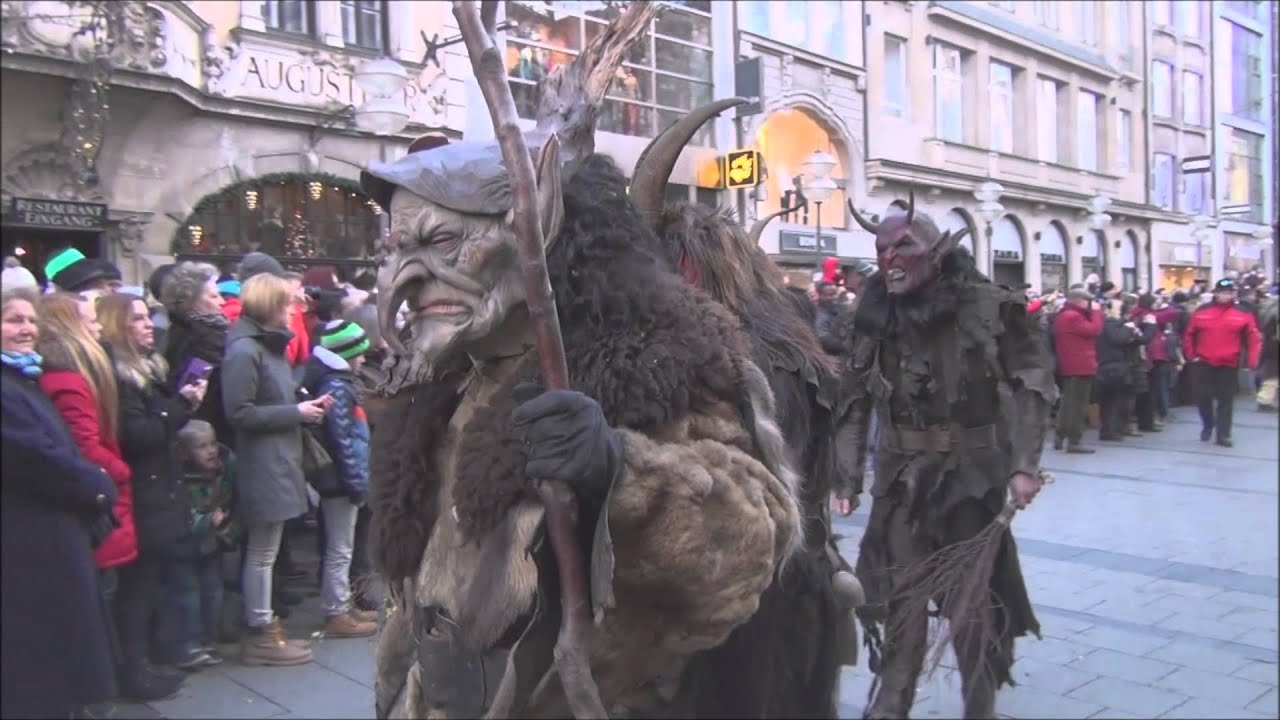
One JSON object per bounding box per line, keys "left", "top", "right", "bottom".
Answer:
{"left": 242, "top": 620, "right": 313, "bottom": 666}
{"left": 350, "top": 607, "right": 380, "bottom": 623}
{"left": 324, "top": 612, "right": 378, "bottom": 638}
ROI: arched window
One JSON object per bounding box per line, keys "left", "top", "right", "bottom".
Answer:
{"left": 754, "top": 108, "right": 847, "bottom": 231}
{"left": 1120, "top": 230, "right": 1139, "bottom": 291}
{"left": 1040, "top": 221, "right": 1068, "bottom": 292}
{"left": 172, "top": 173, "right": 384, "bottom": 270}
{"left": 990, "top": 215, "right": 1025, "bottom": 287}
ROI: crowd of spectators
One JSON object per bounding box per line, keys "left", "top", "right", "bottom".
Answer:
{"left": 1, "top": 249, "right": 383, "bottom": 718}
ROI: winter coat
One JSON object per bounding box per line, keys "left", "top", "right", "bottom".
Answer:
{"left": 118, "top": 360, "right": 196, "bottom": 555}
{"left": 1095, "top": 318, "right": 1147, "bottom": 393}
{"left": 1129, "top": 306, "right": 1182, "bottom": 366}
{"left": 287, "top": 301, "right": 310, "bottom": 367}
{"left": 1186, "top": 302, "right": 1264, "bottom": 369}
{"left": 2, "top": 364, "right": 118, "bottom": 715}
{"left": 165, "top": 310, "right": 232, "bottom": 443}
{"left": 302, "top": 348, "right": 371, "bottom": 503}
{"left": 38, "top": 369, "right": 138, "bottom": 569}
{"left": 813, "top": 300, "right": 845, "bottom": 355}
{"left": 221, "top": 315, "right": 308, "bottom": 525}
{"left": 1260, "top": 299, "right": 1279, "bottom": 380}
{"left": 221, "top": 296, "right": 243, "bottom": 325}
{"left": 180, "top": 445, "right": 241, "bottom": 557}
{"left": 1052, "top": 303, "right": 1104, "bottom": 377}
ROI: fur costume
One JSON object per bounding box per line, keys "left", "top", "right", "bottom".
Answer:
{"left": 368, "top": 155, "right": 801, "bottom": 718}
{"left": 653, "top": 202, "right": 862, "bottom": 718}
{"left": 834, "top": 203, "right": 1056, "bottom": 719}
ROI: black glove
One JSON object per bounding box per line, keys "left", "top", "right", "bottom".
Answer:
{"left": 86, "top": 508, "right": 121, "bottom": 550}
{"left": 511, "top": 383, "right": 622, "bottom": 503}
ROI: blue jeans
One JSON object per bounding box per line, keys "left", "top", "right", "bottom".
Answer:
{"left": 169, "top": 553, "right": 223, "bottom": 654}
{"left": 1149, "top": 363, "right": 1170, "bottom": 419}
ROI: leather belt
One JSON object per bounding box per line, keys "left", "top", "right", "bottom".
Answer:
{"left": 880, "top": 423, "right": 998, "bottom": 453}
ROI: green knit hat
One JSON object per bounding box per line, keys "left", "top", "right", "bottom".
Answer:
{"left": 44, "top": 247, "right": 86, "bottom": 283}
{"left": 318, "top": 319, "right": 370, "bottom": 361}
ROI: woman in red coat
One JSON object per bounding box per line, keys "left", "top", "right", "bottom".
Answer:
{"left": 36, "top": 293, "right": 137, "bottom": 570}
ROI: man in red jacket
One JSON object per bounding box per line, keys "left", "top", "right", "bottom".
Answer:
{"left": 1052, "top": 288, "right": 1105, "bottom": 453}
{"left": 1185, "top": 278, "right": 1262, "bottom": 447}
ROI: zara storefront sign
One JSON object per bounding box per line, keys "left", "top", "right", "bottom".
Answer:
{"left": 206, "top": 41, "right": 447, "bottom": 126}
{"left": 6, "top": 197, "right": 108, "bottom": 231}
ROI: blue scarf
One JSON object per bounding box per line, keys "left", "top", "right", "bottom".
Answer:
{"left": 1, "top": 350, "right": 43, "bottom": 379}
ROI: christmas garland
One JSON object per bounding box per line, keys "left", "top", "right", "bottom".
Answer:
{"left": 170, "top": 172, "right": 382, "bottom": 257}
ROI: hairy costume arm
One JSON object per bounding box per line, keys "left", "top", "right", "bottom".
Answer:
{"left": 997, "top": 299, "right": 1058, "bottom": 479}
{"left": 599, "top": 384, "right": 800, "bottom": 656}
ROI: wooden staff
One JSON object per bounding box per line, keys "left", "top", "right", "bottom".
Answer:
{"left": 451, "top": 2, "right": 603, "bottom": 717}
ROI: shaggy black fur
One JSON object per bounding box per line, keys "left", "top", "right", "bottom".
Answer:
{"left": 653, "top": 202, "right": 850, "bottom": 718}
{"left": 369, "top": 154, "right": 754, "bottom": 584}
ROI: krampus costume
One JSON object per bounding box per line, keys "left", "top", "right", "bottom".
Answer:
{"left": 361, "top": 34, "right": 814, "bottom": 718}
{"left": 637, "top": 101, "right": 862, "bottom": 717}
{"left": 834, "top": 198, "right": 1056, "bottom": 719}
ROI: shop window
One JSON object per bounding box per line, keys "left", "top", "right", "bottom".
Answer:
{"left": 341, "top": 0, "right": 387, "bottom": 51}
{"left": 262, "top": 0, "right": 313, "bottom": 36}
{"left": 505, "top": 1, "right": 715, "bottom": 145}
{"left": 174, "top": 174, "right": 383, "bottom": 268}
{"left": 754, "top": 108, "right": 847, "bottom": 231}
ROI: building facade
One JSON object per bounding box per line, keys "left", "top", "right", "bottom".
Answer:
{"left": 1211, "top": 0, "right": 1275, "bottom": 282}
{"left": 1, "top": 0, "right": 473, "bottom": 284}
{"left": 858, "top": 0, "right": 1156, "bottom": 294}
{"left": 734, "top": 1, "right": 869, "bottom": 284}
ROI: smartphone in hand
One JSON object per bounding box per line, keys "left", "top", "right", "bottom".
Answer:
{"left": 177, "top": 358, "right": 214, "bottom": 390}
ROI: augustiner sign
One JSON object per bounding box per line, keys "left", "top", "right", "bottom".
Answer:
{"left": 6, "top": 197, "right": 108, "bottom": 231}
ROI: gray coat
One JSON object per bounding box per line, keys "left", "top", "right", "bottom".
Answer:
{"left": 221, "top": 316, "right": 308, "bottom": 525}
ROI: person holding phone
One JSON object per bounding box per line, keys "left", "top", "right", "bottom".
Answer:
{"left": 160, "top": 262, "right": 230, "bottom": 444}
{"left": 220, "top": 273, "right": 330, "bottom": 666}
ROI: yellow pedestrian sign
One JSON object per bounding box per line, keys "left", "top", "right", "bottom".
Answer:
{"left": 723, "top": 149, "right": 760, "bottom": 189}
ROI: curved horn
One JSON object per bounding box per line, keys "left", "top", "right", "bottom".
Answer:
{"left": 631, "top": 97, "right": 751, "bottom": 228}
{"left": 846, "top": 198, "right": 879, "bottom": 234}
{"left": 748, "top": 201, "right": 804, "bottom": 246}
{"left": 948, "top": 227, "right": 970, "bottom": 248}
{"left": 905, "top": 189, "right": 915, "bottom": 225}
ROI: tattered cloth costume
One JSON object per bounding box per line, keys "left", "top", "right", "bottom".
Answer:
{"left": 365, "top": 151, "right": 801, "bottom": 718}
{"left": 835, "top": 248, "right": 1056, "bottom": 718}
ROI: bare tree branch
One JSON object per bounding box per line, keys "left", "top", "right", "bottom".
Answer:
{"left": 452, "top": 2, "right": 606, "bottom": 718}
{"left": 532, "top": 1, "right": 660, "bottom": 168}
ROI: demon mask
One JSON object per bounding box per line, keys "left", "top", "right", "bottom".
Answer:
{"left": 363, "top": 138, "right": 563, "bottom": 382}
{"left": 848, "top": 193, "right": 968, "bottom": 297}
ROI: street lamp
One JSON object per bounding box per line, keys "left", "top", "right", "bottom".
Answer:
{"left": 353, "top": 57, "right": 411, "bottom": 135}
{"left": 802, "top": 149, "right": 839, "bottom": 258}
{"left": 1191, "top": 213, "right": 1214, "bottom": 276}
{"left": 974, "top": 180, "right": 1004, "bottom": 275}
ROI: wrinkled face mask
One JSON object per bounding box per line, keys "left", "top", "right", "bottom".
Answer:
{"left": 377, "top": 190, "right": 525, "bottom": 381}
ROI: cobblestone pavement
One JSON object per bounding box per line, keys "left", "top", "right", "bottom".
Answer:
{"left": 118, "top": 404, "right": 1279, "bottom": 719}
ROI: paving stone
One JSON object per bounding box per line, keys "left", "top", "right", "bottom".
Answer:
{"left": 1073, "top": 625, "right": 1173, "bottom": 657}
{"left": 1224, "top": 607, "right": 1280, "bottom": 633}
{"left": 219, "top": 657, "right": 374, "bottom": 717}
{"left": 1067, "top": 676, "right": 1188, "bottom": 717}
{"left": 1146, "top": 640, "right": 1253, "bottom": 675}
{"left": 145, "top": 671, "right": 288, "bottom": 719}
{"left": 1012, "top": 656, "right": 1099, "bottom": 694}
{"left": 1086, "top": 709, "right": 1145, "bottom": 719}
{"left": 1069, "top": 648, "right": 1178, "bottom": 684}
{"left": 1152, "top": 667, "right": 1272, "bottom": 707}
{"left": 1144, "top": 592, "right": 1244, "bottom": 620}
{"left": 1020, "top": 636, "right": 1097, "bottom": 665}
{"left": 1247, "top": 687, "right": 1278, "bottom": 716}
{"left": 1232, "top": 660, "right": 1280, "bottom": 686}
{"left": 997, "top": 683, "right": 1104, "bottom": 719}
{"left": 1236, "top": 627, "right": 1280, "bottom": 653}
{"left": 1217, "top": 590, "right": 1280, "bottom": 613}
{"left": 1087, "top": 597, "right": 1177, "bottom": 626}
{"left": 1158, "top": 698, "right": 1273, "bottom": 719}
{"left": 1138, "top": 577, "right": 1227, "bottom": 600}
{"left": 1156, "top": 611, "right": 1256, "bottom": 643}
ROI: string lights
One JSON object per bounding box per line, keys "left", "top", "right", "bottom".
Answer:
{"left": 308, "top": 181, "right": 324, "bottom": 200}
{"left": 244, "top": 189, "right": 259, "bottom": 210}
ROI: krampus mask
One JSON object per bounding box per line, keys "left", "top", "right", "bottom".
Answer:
{"left": 848, "top": 195, "right": 969, "bottom": 297}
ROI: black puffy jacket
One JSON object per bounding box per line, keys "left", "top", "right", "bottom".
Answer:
{"left": 118, "top": 365, "right": 194, "bottom": 554}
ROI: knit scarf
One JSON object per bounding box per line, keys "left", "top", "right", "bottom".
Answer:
{"left": 1, "top": 350, "right": 43, "bottom": 378}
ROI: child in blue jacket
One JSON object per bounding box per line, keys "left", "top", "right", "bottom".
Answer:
{"left": 302, "top": 320, "right": 378, "bottom": 638}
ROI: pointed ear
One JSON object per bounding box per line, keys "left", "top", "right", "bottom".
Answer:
{"left": 535, "top": 134, "right": 564, "bottom": 249}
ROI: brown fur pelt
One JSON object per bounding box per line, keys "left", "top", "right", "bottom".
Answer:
{"left": 369, "top": 155, "right": 765, "bottom": 585}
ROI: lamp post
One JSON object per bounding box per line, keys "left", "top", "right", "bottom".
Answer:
{"left": 974, "top": 180, "right": 1004, "bottom": 276}
{"left": 353, "top": 57, "right": 411, "bottom": 135}
{"left": 802, "top": 149, "right": 839, "bottom": 259}
{"left": 1191, "top": 213, "right": 1213, "bottom": 279}
{"left": 1087, "top": 194, "right": 1113, "bottom": 284}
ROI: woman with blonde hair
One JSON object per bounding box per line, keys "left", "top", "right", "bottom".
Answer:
{"left": 98, "top": 291, "right": 208, "bottom": 694}
{"left": 2, "top": 286, "right": 119, "bottom": 718}
{"left": 222, "top": 272, "right": 330, "bottom": 666}
{"left": 36, "top": 292, "right": 138, "bottom": 574}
